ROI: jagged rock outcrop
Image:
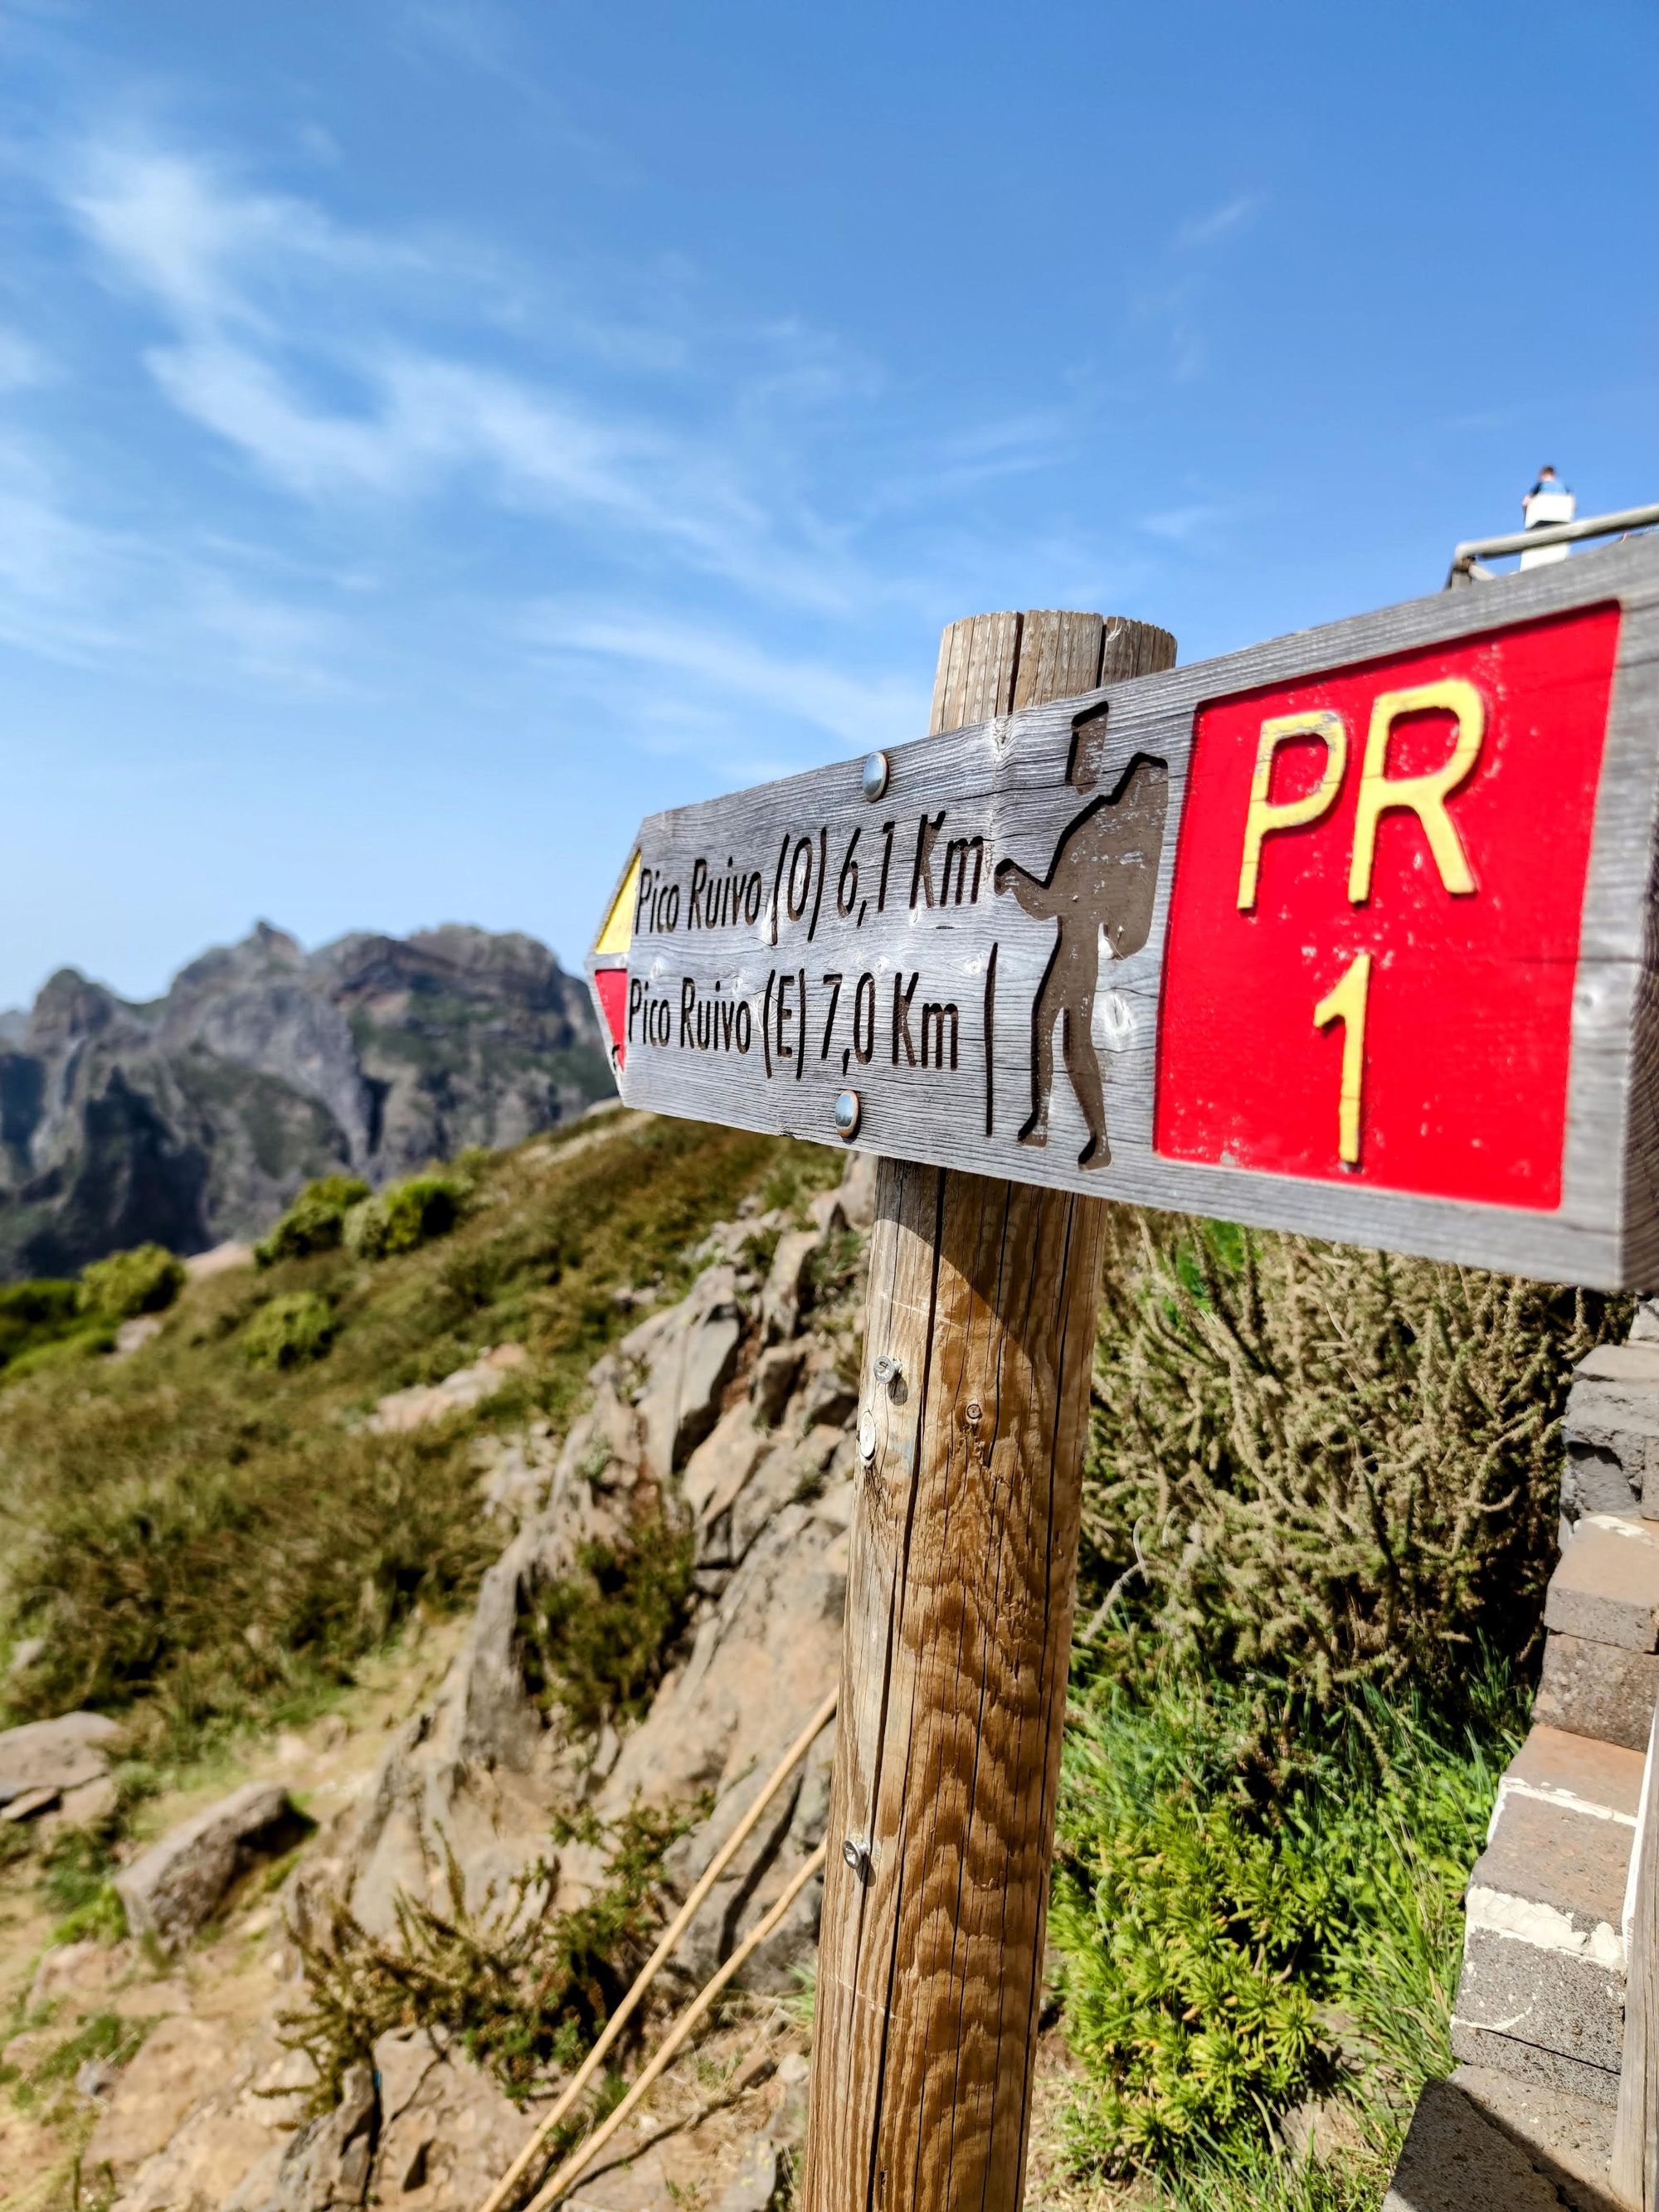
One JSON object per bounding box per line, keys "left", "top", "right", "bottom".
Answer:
{"left": 0, "top": 922, "right": 610, "bottom": 1277}
{"left": 96, "top": 1167, "right": 864, "bottom": 2212}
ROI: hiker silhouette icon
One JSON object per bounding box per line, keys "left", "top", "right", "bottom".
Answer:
{"left": 995, "top": 749, "right": 1170, "bottom": 1169}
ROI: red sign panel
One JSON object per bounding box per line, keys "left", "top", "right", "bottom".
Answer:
{"left": 1154, "top": 605, "right": 1622, "bottom": 1209}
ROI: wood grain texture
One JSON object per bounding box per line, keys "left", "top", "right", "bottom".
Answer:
{"left": 800, "top": 1159, "right": 1107, "bottom": 2212}
{"left": 598, "top": 538, "right": 1659, "bottom": 1290}
{"left": 1613, "top": 1701, "right": 1659, "bottom": 2208}
{"left": 800, "top": 611, "right": 1144, "bottom": 2212}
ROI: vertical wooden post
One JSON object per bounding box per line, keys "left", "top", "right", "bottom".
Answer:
{"left": 801, "top": 610, "right": 1175, "bottom": 2212}
{"left": 1614, "top": 1700, "right": 1659, "bottom": 2209}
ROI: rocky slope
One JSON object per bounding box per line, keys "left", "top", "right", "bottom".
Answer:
{"left": 0, "top": 923, "right": 611, "bottom": 1278}
{"left": 1, "top": 1153, "right": 874, "bottom": 2212}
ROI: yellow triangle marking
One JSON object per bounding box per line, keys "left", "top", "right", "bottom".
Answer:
{"left": 594, "top": 852, "right": 640, "bottom": 958}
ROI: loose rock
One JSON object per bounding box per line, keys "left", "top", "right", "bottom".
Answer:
{"left": 115, "top": 1782, "right": 307, "bottom": 1951}
{"left": 0, "top": 1709, "right": 122, "bottom": 1801}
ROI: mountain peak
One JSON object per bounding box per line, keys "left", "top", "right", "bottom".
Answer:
{"left": 0, "top": 923, "right": 612, "bottom": 1279}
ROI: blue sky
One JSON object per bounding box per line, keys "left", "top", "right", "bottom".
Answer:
{"left": 2, "top": 0, "right": 1655, "bottom": 1009}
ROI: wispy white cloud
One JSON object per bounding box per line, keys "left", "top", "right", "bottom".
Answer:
{"left": 397, "top": 0, "right": 515, "bottom": 76}
{"left": 66, "top": 143, "right": 428, "bottom": 329}
{"left": 522, "top": 603, "right": 927, "bottom": 761}
{"left": 60, "top": 139, "right": 872, "bottom": 611}
{"left": 1175, "top": 192, "right": 1266, "bottom": 250}
{"left": 6, "top": 113, "right": 1175, "bottom": 785}
{"left": 1139, "top": 503, "right": 1220, "bottom": 545}
{"left": 0, "top": 427, "right": 355, "bottom": 692}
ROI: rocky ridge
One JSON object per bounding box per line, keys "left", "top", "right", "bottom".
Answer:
{"left": 13, "top": 1150, "right": 876, "bottom": 2212}
{"left": 0, "top": 922, "right": 611, "bottom": 1279}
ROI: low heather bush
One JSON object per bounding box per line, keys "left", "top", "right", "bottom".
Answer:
{"left": 1081, "top": 1215, "right": 1628, "bottom": 1710}
{"left": 255, "top": 1175, "right": 371, "bottom": 1267}
{"left": 78, "top": 1243, "right": 185, "bottom": 1322}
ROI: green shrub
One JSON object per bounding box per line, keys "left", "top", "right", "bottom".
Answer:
{"left": 344, "top": 1173, "right": 469, "bottom": 1262}
{"left": 0, "top": 1121, "right": 810, "bottom": 1756}
{"left": 521, "top": 1523, "right": 694, "bottom": 1733}
{"left": 255, "top": 1174, "right": 371, "bottom": 1267}
{"left": 1082, "top": 1216, "right": 1628, "bottom": 1710}
{"left": 1, "top": 1419, "right": 495, "bottom": 1735}
{"left": 0, "top": 1279, "right": 89, "bottom": 1373}
{"left": 1049, "top": 1650, "right": 1520, "bottom": 2179}
{"left": 282, "top": 1801, "right": 697, "bottom": 2107}
{"left": 78, "top": 1243, "right": 186, "bottom": 1322}
{"left": 243, "top": 1291, "right": 336, "bottom": 1370}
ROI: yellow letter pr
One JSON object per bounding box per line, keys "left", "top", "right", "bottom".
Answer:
{"left": 1236, "top": 711, "right": 1348, "bottom": 911}
{"left": 1347, "top": 678, "right": 1485, "bottom": 905}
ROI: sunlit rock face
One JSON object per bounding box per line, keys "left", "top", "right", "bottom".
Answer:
{"left": 0, "top": 921, "right": 611, "bottom": 1278}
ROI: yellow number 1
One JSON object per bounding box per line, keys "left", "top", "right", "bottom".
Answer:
{"left": 1313, "top": 952, "right": 1371, "bottom": 1166}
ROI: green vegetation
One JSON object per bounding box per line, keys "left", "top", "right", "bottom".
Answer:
{"left": 0, "top": 1279, "right": 84, "bottom": 1372}
{"left": 77, "top": 1243, "right": 186, "bottom": 1323}
{"left": 343, "top": 1169, "right": 469, "bottom": 1260}
{"left": 0, "top": 1116, "right": 830, "bottom": 1762}
{"left": 0, "top": 1123, "right": 1615, "bottom": 2209}
{"left": 1051, "top": 1650, "right": 1520, "bottom": 2187}
{"left": 254, "top": 1174, "right": 371, "bottom": 1266}
{"left": 242, "top": 1290, "right": 336, "bottom": 1370}
{"left": 0, "top": 2007, "right": 149, "bottom": 2119}
{"left": 521, "top": 1521, "right": 696, "bottom": 1732}
{"left": 0, "top": 1237, "right": 190, "bottom": 1381}
{"left": 283, "top": 1801, "right": 698, "bottom": 2107}
{"left": 1044, "top": 1211, "right": 1627, "bottom": 2206}
{"left": 1082, "top": 1213, "right": 1627, "bottom": 1710}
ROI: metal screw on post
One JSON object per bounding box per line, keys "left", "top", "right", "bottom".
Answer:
{"left": 841, "top": 1836, "right": 872, "bottom": 1881}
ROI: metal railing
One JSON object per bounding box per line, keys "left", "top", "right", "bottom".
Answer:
{"left": 1447, "top": 503, "right": 1659, "bottom": 587}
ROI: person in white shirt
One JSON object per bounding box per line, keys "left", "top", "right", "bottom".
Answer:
{"left": 1520, "top": 466, "right": 1575, "bottom": 566}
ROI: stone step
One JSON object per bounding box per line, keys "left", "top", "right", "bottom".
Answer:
{"left": 1536, "top": 1632, "right": 1659, "bottom": 1752}
{"left": 1451, "top": 1737, "right": 1634, "bottom": 2091}
{"left": 1384, "top": 2076, "right": 1575, "bottom": 2210}
{"left": 1564, "top": 1339, "right": 1659, "bottom": 1521}
{"left": 1545, "top": 1513, "right": 1659, "bottom": 1651}
{"left": 1452, "top": 2063, "right": 1618, "bottom": 2212}
{"left": 1448, "top": 2021, "right": 1620, "bottom": 2110}
{"left": 1496, "top": 1723, "right": 1647, "bottom": 1829}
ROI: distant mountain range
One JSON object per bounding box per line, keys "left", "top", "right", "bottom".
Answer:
{"left": 0, "top": 923, "right": 613, "bottom": 1278}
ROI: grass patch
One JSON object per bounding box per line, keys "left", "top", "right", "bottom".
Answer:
{"left": 41, "top": 1826, "right": 128, "bottom": 1945}
{"left": 1, "top": 2008, "right": 149, "bottom": 2120}
{"left": 1049, "top": 1642, "right": 1524, "bottom": 2192}
{"left": 0, "top": 1117, "right": 822, "bottom": 1763}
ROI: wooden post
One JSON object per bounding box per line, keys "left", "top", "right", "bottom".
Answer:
{"left": 1614, "top": 1699, "right": 1659, "bottom": 2209}
{"left": 801, "top": 610, "right": 1175, "bottom": 2212}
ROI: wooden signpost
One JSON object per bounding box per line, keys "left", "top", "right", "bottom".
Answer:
{"left": 587, "top": 540, "right": 1659, "bottom": 2210}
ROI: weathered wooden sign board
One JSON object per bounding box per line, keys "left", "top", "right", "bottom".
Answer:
{"left": 590, "top": 538, "right": 1659, "bottom": 1289}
